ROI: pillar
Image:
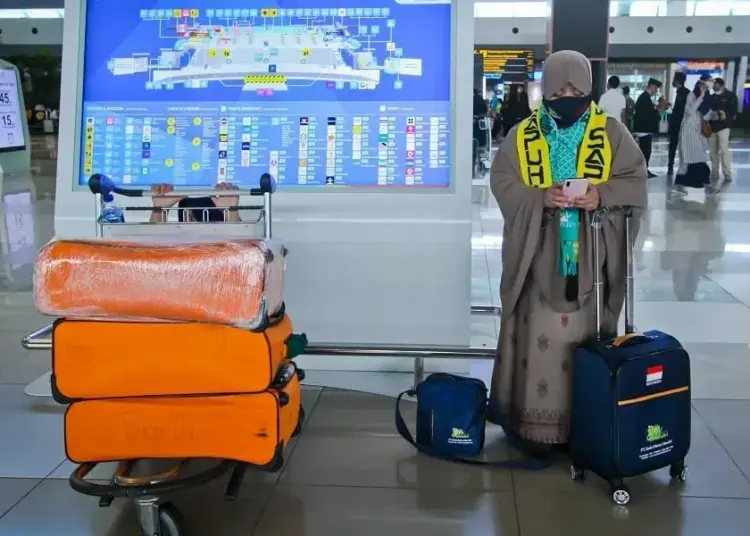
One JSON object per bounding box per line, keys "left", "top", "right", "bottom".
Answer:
{"left": 736, "top": 56, "right": 748, "bottom": 114}
{"left": 548, "top": 0, "right": 610, "bottom": 98}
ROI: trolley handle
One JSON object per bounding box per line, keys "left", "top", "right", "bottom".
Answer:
{"left": 88, "top": 173, "right": 275, "bottom": 200}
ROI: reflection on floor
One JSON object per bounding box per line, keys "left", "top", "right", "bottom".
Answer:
{"left": 0, "top": 136, "right": 749, "bottom": 534}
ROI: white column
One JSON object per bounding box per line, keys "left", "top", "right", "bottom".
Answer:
{"left": 724, "top": 60, "right": 736, "bottom": 94}
{"left": 736, "top": 56, "right": 748, "bottom": 113}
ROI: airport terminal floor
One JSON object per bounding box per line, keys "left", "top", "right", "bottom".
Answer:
{"left": 0, "top": 136, "right": 750, "bottom": 535}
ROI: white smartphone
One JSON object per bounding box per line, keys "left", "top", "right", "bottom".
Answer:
{"left": 563, "top": 178, "right": 590, "bottom": 198}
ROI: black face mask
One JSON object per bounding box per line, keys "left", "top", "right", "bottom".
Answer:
{"left": 543, "top": 95, "right": 592, "bottom": 128}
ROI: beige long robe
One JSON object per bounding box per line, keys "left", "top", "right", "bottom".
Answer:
{"left": 488, "top": 117, "right": 648, "bottom": 446}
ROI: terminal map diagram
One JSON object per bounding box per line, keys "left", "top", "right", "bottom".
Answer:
{"left": 110, "top": 7, "right": 422, "bottom": 93}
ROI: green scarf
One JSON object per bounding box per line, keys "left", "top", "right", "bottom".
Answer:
{"left": 539, "top": 107, "right": 591, "bottom": 277}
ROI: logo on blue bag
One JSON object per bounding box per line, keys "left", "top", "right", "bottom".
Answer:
{"left": 639, "top": 424, "right": 673, "bottom": 461}
{"left": 646, "top": 424, "right": 668, "bottom": 443}
{"left": 448, "top": 427, "right": 473, "bottom": 445}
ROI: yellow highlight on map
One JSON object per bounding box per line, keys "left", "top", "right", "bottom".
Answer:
{"left": 301, "top": 48, "right": 311, "bottom": 57}
{"left": 173, "top": 9, "right": 182, "bottom": 17}
{"left": 208, "top": 49, "right": 216, "bottom": 57}
{"left": 167, "top": 126, "right": 176, "bottom": 135}
{"left": 191, "top": 162, "right": 201, "bottom": 171}
{"left": 193, "top": 117, "right": 202, "bottom": 126}
{"left": 261, "top": 8, "right": 278, "bottom": 17}
{"left": 192, "top": 137, "right": 201, "bottom": 146}
{"left": 223, "top": 49, "right": 231, "bottom": 58}
{"left": 167, "top": 117, "right": 176, "bottom": 126}
{"left": 190, "top": 9, "right": 199, "bottom": 17}
{"left": 243, "top": 74, "right": 287, "bottom": 84}
{"left": 165, "top": 158, "right": 174, "bottom": 168}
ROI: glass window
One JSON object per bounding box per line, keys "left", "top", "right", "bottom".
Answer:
{"left": 0, "top": 9, "right": 64, "bottom": 19}
{"left": 474, "top": 2, "right": 549, "bottom": 18}
{"left": 629, "top": 1, "right": 668, "bottom": 16}
{"left": 694, "top": 1, "right": 732, "bottom": 15}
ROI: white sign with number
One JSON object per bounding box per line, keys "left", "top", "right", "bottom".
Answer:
{"left": 0, "top": 69, "right": 25, "bottom": 151}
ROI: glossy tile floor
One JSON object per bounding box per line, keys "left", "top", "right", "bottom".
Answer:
{"left": 0, "top": 136, "right": 749, "bottom": 534}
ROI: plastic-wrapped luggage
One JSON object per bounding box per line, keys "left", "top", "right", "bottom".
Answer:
{"left": 51, "top": 315, "right": 299, "bottom": 401}
{"left": 34, "top": 238, "right": 285, "bottom": 330}
{"left": 65, "top": 362, "right": 303, "bottom": 468}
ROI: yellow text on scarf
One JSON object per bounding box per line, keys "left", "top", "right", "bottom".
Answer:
{"left": 515, "top": 102, "right": 612, "bottom": 188}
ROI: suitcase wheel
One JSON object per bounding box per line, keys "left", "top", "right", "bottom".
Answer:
{"left": 610, "top": 485, "right": 631, "bottom": 506}
{"left": 670, "top": 462, "right": 688, "bottom": 482}
{"left": 569, "top": 464, "right": 586, "bottom": 482}
{"left": 146, "top": 502, "right": 184, "bottom": 536}
{"left": 292, "top": 406, "right": 306, "bottom": 438}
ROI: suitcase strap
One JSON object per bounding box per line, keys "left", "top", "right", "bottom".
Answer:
{"left": 285, "top": 334, "right": 308, "bottom": 359}
{"left": 395, "top": 391, "right": 551, "bottom": 471}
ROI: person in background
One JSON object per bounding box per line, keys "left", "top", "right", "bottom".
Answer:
{"left": 473, "top": 87, "right": 488, "bottom": 117}
{"left": 668, "top": 71, "right": 690, "bottom": 176}
{"left": 622, "top": 86, "right": 635, "bottom": 131}
{"left": 490, "top": 89, "right": 504, "bottom": 140}
{"left": 502, "top": 84, "right": 532, "bottom": 137}
{"left": 708, "top": 77, "right": 738, "bottom": 184}
{"left": 673, "top": 80, "right": 718, "bottom": 196}
{"left": 150, "top": 183, "right": 242, "bottom": 223}
{"left": 633, "top": 78, "right": 663, "bottom": 178}
{"left": 487, "top": 50, "right": 647, "bottom": 452}
{"left": 598, "top": 75, "right": 627, "bottom": 124}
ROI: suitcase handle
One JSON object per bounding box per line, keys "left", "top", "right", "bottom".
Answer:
{"left": 611, "top": 332, "right": 650, "bottom": 348}
{"left": 592, "top": 206, "right": 636, "bottom": 341}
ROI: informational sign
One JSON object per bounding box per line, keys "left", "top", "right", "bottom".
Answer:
{"left": 79, "top": 1, "right": 452, "bottom": 189}
{"left": 0, "top": 69, "right": 26, "bottom": 153}
{"left": 3, "top": 191, "right": 36, "bottom": 270}
{"left": 475, "top": 49, "right": 534, "bottom": 82}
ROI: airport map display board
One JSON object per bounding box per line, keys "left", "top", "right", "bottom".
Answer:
{"left": 79, "top": 0, "right": 452, "bottom": 189}
{"left": 0, "top": 69, "right": 26, "bottom": 153}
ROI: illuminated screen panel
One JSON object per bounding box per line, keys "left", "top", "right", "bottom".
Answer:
{"left": 79, "top": 1, "right": 452, "bottom": 189}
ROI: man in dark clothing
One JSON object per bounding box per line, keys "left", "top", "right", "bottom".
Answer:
{"left": 473, "top": 88, "right": 488, "bottom": 116}
{"left": 633, "top": 78, "right": 663, "bottom": 178}
{"left": 667, "top": 72, "right": 690, "bottom": 176}
{"left": 708, "top": 77, "right": 738, "bottom": 183}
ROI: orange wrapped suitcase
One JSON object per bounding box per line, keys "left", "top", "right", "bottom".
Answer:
{"left": 64, "top": 362, "right": 303, "bottom": 469}
{"left": 51, "top": 315, "right": 298, "bottom": 402}
{"left": 34, "top": 238, "right": 285, "bottom": 330}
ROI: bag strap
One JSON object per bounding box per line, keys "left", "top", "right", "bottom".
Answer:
{"left": 395, "top": 390, "right": 550, "bottom": 470}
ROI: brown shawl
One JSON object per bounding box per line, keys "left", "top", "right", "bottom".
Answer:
{"left": 491, "top": 117, "right": 648, "bottom": 329}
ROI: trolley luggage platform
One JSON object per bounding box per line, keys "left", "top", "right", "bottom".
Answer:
{"left": 34, "top": 173, "right": 311, "bottom": 536}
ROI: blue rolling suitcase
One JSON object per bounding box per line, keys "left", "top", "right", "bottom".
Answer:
{"left": 570, "top": 209, "right": 691, "bottom": 506}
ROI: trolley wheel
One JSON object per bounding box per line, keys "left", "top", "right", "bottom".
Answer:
{"left": 292, "top": 406, "right": 306, "bottom": 437}
{"left": 144, "top": 502, "right": 184, "bottom": 536}
{"left": 611, "top": 485, "right": 631, "bottom": 506}
{"left": 569, "top": 464, "right": 586, "bottom": 482}
{"left": 670, "top": 462, "right": 688, "bottom": 482}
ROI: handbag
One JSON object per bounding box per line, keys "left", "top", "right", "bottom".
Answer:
{"left": 700, "top": 119, "right": 712, "bottom": 138}
{"left": 395, "top": 373, "right": 549, "bottom": 469}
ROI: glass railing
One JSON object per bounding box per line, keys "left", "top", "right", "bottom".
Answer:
{"left": 474, "top": 0, "right": 750, "bottom": 18}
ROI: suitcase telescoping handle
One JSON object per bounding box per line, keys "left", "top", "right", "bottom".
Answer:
{"left": 592, "top": 207, "right": 635, "bottom": 341}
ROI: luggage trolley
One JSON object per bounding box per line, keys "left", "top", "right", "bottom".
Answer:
{"left": 63, "top": 173, "right": 303, "bottom": 536}
{"left": 472, "top": 114, "right": 492, "bottom": 178}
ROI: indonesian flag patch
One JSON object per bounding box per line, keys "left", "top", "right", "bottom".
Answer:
{"left": 646, "top": 365, "right": 664, "bottom": 386}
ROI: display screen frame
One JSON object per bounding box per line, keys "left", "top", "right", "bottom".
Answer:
{"left": 0, "top": 68, "right": 27, "bottom": 154}
{"left": 71, "top": 0, "right": 455, "bottom": 194}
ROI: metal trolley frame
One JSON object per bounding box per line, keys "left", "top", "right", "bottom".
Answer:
{"left": 22, "top": 173, "right": 504, "bottom": 535}
{"left": 47, "top": 174, "right": 289, "bottom": 536}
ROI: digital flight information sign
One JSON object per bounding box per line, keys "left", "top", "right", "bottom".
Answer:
{"left": 79, "top": 0, "right": 452, "bottom": 189}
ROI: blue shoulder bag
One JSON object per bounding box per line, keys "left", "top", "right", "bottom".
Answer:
{"left": 395, "top": 373, "right": 550, "bottom": 469}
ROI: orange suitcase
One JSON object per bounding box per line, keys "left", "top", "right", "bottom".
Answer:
{"left": 64, "top": 362, "right": 303, "bottom": 469}
{"left": 51, "top": 315, "right": 300, "bottom": 402}
{"left": 34, "top": 238, "right": 285, "bottom": 330}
